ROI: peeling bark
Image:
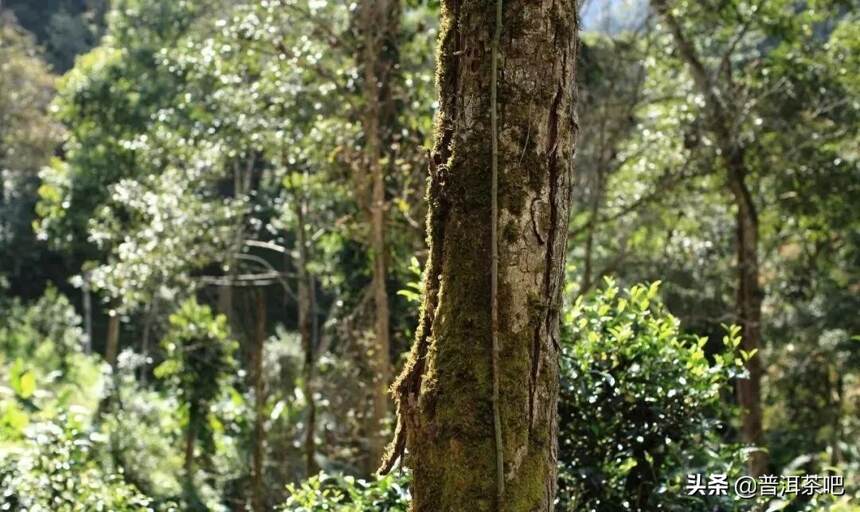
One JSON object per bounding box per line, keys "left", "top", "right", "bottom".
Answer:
{"left": 383, "top": 0, "right": 579, "bottom": 509}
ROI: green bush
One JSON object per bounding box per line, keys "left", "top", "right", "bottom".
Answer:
{"left": 0, "top": 287, "right": 102, "bottom": 440}
{"left": 153, "top": 298, "right": 238, "bottom": 507}
{"left": 557, "top": 280, "right": 750, "bottom": 511}
{"left": 281, "top": 471, "right": 410, "bottom": 511}
{"left": 0, "top": 413, "right": 177, "bottom": 511}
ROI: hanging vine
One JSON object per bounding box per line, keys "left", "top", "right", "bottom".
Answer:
{"left": 490, "top": 0, "right": 504, "bottom": 505}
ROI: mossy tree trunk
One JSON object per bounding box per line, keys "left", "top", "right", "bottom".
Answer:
{"left": 383, "top": 0, "right": 579, "bottom": 509}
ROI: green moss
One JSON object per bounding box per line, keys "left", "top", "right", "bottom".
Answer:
{"left": 392, "top": 0, "right": 576, "bottom": 509}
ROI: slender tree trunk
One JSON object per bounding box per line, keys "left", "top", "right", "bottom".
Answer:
{"left": 82, "top": 273, "right": 93, "bottom": 354}
{"left": 184, "top": 407, "right": 197, "bottom": 479}
{"left": 383, "top": 0, "right": 579, "bottom": 509}
{"left": 140, "top": 303, "right": 154, "bottom": 385}
{"left": 295, "top": 194, "right": 319, "bottom": 476}
{"left": 183, "top": 402, "right": 204, "bottom": 508}
{"left": 726, "top": 152, "right": 767, "bottom": 476}
{"left": 251, "top": 290, "right": 267, "bottom": 512}
{"left": 217, "top": 286, "right": 234, "bottom": 330}
{"left": 653, "top": 0, "right": 768, "bottom": 476}
{"left": 218, "top": 156, "right": 253, "bottom": 337}
{"left": 831, "top": 369, "right": 844, "bottom": 466}
{"left": 580, "top": 167, "right": 605, "bottom": 295}
{"left": 105, "top": 307, "right": 120, "bottom": 367}
{"left": 96, "top": 303, "right": 121, "bottom": 418}
{"left": 358, "top": 0, "right": 398, "bottom": 474}
{"left": 0, "top": 167, "right": 5, "bottom": 243}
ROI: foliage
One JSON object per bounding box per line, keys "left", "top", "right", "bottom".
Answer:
{"left": 0, "top": 17, "right": 65, "bottom": 298}
{"left": 557, "top": 280, "right": 751, "bottom": 511}
{"left": 154, "top": 299, "right": 237, "bottom": 452}
{"left": 281, "top": 471, "right": 410, "bottom": 511}
{"left": 569, "top": 4, "right": 860, "bottom": 505}
{"left": 2, "top": 0, "right": 107, "bottom": 71}
{"left": 0, "top": 414, "right": 176, "bottom": 511}
{"left": 35, "top": 0, "right": 200, "bottom": 256}
{"left": 0, "top": 288, "right": 101, "bottom": 441}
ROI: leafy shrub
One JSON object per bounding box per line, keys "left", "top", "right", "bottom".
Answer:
{"left": 557, "top": 280, "right": 750, "bottom": 511}
{"left": 0, "top": 288, "right": 102, "bottom": 440}
{"left": 0, "top": 413, "right": 177, "bottom": 511}
{"left": 0, "top": 286, "right": 86, "bottom": 364}
{"left": 153, "top": 299, "right": 237, "bottom": 507}
{"left": 281, "top": 471, "right": 410, "bottom": 511}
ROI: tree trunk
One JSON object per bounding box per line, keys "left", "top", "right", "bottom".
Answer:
{"left": 105, "top": 307, "right": 120, "bottom": 367}
{"left": 726, "top": 152, "right": 767, "bottom": 477}
{"left": 383, "top": 0, "right": 579, "bottom": 509}
{"left": 579, "top": 165, "right": 605, "bottom": 296}
{"left": 82, "top": 273, "right": 93, "bottom": 354}
{"left": 217, "top": 285, "right": 234, "bottom": 331}
{"left": 184, "top": 408, "right": 197, "bottom": 479}
{"left": 652, "top": 0, "right": 768, "bottom": 476}
{"left": 0, "top": 167, "right": 5, "bottom": 245}
{"left": 183, "top": 402, "right": 202, "bottom": 507}
{"left": 358, "top": 0, "right": 398, "bottom": 474}
{"left": 251, "top": 289, "right": 267, "bottom": 512}
{"left": 140, "top": 302, "right": 154, "bottom": 385}
{"left": 295, "top": 194, "right": 319, "bottom": 476}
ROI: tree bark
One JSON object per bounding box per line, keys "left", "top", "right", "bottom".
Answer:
{"left": 358, "top": 0, "right": 398, "bottom": 474}
{"left": 382, "top": 0, "right": 579, "bottom": 509}
{"left": 251, "top": 289, "right": 267, "bottom": 512}
{"left": 295, "top": 193, "right": 319, "bottom": 476}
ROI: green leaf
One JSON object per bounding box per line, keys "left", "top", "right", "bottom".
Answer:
{"left": 18, "top": 371, "right": 36, "bottom": 399}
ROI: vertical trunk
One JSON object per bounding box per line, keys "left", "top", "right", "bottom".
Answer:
{"left": 183, "top": 403, "right": 203, "bottom": 507}
{"left": 726, "top": 154, "right": 767, "bottom": 476}
{"left": 652, "top": 1, "right": 768, "bottom": 476}
{"left": 105, "top": 307, "right": 120, "bottom": 367}
{"left": 383, "top": 0, "right": 579, "bottom": 509}
{"left": 217, "top": 285, "right": 234, "bottom": 331}
{"left": 579, "top": 168, "right": 604, "bottom": 295}
{"left": 831, "top": 369, "right": 844, "bottom": 466}
{"left": 140, "top": 302, "right": 154, "bottom": 385}
{"left": 295, "top": 195, "right": 319, "bottom": 476}
{"left": 82, "top": 274, "right": 93, "bottom": 354}
{"left": 96, "top": 303, "right": 121, "bottom": 417}
{"left": 184, "top": 407, "right": 197, "bottom": 479}
{"left": 0, "top": 167, "right": 5, "bottom": 242}
{"left": 219, "top": 156, "right": 252, "bottom": 338}
{"left": 358, "top": 0, "right": 398, "bottom": 473}
{"left": 251, "top": 290, "right": 267, "bottom": 512}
